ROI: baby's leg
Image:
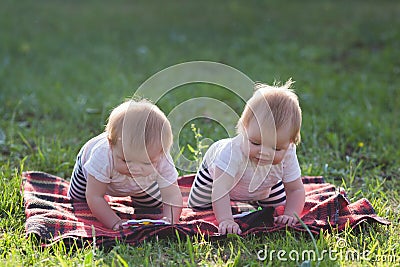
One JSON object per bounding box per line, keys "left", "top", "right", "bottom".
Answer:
{"left": 131, "top": 182, "right": 163, "bottom": 208}
{"left": 187, "top": 165, "right": 213, "bottom": 210}
{"left": 67, "top": 153, "right": 87, "bottom": 200}
{"left": 257, "top": 181, "right": 286, "bottom": 208}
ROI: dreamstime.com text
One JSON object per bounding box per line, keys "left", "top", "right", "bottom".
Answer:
{"left": 256, "top": 245, "right": 398, "bottom": 263}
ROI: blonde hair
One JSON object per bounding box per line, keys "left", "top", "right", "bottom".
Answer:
{"left": 237, "top": 79, "right": 302, "bottom": 144}
{"left": 105, "top": 99, "right": 173, "bottom": 156}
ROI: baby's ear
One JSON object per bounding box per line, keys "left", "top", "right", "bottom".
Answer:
{"left": 107, "top": 137, "right": 113, "bottom": 147}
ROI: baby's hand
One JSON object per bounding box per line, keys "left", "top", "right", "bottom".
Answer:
{"left": 112, "top": 219, "right": 129, "bottom": 231}
{"left": 274, "top": 215, "right": 298, "bottom": 226}
{"left": 218, "top": 220, "right": 242, "bottom": 235}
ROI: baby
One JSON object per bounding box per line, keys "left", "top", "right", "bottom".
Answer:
{"left": 68, "top": 99, "right": 183, "bottom": 230}
{"left": 188, "top": 80, "right": 305, "bottom": 234}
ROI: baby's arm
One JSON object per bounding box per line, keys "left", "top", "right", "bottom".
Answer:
{"left": 159, "top": 182, "right": 183, "bottom": 224}
{"left": 212, "top": 167, "right": 242, "bottom": 235}
{"left": 275, "top": 177, "right": 305, "bottom": 226}
{"left": 86, "top": 174, "right": 123, "bottom": 230}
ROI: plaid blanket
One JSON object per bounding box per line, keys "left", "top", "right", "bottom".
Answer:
{"left": 22, "top": 171, "right": 390, "bottom": 248}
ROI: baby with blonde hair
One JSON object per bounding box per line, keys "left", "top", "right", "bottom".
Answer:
{"left": 68, "top": 99, "right": 182, "bottom": 230}
{"left": 188, "top": 79, "right": 305, "bottom": 234}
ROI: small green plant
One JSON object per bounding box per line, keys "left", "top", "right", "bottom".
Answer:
{"left": 186, "top": 124, "right": 209, "bottom": 169}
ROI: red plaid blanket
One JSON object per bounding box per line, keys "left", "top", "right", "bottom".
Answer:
{"left": 22, "top": 171, "right": 390, "bottom": 247}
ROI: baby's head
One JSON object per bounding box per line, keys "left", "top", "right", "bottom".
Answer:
{"left": 237, "top": 79, "right": 302, "bottom": 165}
{"left": 106, "top": 99, "right": 172, "bottom": 177}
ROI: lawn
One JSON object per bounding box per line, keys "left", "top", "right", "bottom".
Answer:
{"left": 1, "top": 0, "right": 399, "bottom": 266}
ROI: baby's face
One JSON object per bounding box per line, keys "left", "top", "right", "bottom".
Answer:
{"left": 242, "top": 119, "right": 292, "bottom": 165}
{"left": 111, "top": 143, "right": 162, "bottom": 177}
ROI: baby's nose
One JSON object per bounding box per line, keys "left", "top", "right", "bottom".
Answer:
{"left": 260, "top": 148, "right": 274, "bottom": 157}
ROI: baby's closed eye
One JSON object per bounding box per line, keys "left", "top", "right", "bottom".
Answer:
{"left": 250, "top": 140, "right": 261, "bottom": 146}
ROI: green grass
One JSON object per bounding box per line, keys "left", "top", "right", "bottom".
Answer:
{"left": 1, "top": 0, "right": 399, "bottom": 266}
